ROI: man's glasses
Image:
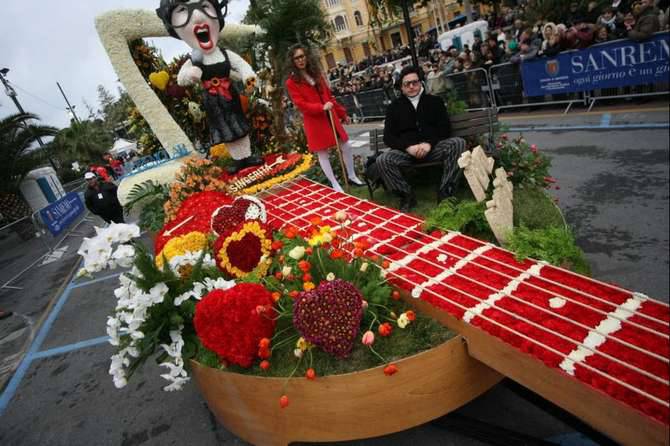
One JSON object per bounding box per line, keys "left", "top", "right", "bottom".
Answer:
{"left": 170, "top": 1, "right": 220, "bottom": 29}
{"left": 402, "top": 79, "right": 421, "bottom": 87}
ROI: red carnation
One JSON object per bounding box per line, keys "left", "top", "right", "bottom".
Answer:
{"left": 194, "top": 283, "right": 276, "bottom": 368}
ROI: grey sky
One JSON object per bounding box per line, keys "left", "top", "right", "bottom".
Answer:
{"left": 0, "top": 0, "right": 249, "bottom": 131}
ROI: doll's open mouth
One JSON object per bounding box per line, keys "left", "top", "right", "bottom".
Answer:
{"left": 194, "top": 24, "right": 213, "bottom": 50}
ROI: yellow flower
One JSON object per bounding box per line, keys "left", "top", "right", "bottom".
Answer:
{"left": 239, "top": 154, "right": 314, "bottom": 195}
{"left": 156, "top": 231, "right": 208, "bottom": 269}
{"left": 296, "top": 337, "right": 311, "bottom": 351}
{"left": 303, "top": 281, "right": 315, "bottom": 291}
{"left": 210, "top": 143, "right": 230, "bottom": 159}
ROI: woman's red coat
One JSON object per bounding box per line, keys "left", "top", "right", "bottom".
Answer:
{"left": 285, "top": 75, "right": 349, "bottom": 152}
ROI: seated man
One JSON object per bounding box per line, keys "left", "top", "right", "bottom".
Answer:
{"left": 378, "top": 66, "right": 467, "bottom": 212}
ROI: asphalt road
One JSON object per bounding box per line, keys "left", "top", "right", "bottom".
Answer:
{"left": 0, "top": 107, "right": 667, "bottom": 445}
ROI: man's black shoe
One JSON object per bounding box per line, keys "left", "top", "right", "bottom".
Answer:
{"left": 437, "top": 184, "right": 456, "bottom": 203}
{"left": 243, "top": 155, "right": 264, "bottom": 167}
{"left": 226, "top": 159, "right": 244, "bottom": 174}
{"left": 399, "top": 193, "right": 417, "bottom": 213}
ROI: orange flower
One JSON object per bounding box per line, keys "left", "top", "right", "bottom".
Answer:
{"left": 303, "top": 281, "right": 315, "bottom": 291}
{"left": 378, "top": 322, "right": 393, "bottom": 337}
{"left": 382, "top": 260, "right": 390, "bottom": 269}
{"left": 309, "top": 216, "right": 322, "bottom": 226}
{"left": 383, "top": 364, "right": 399, "bottom": 376}
{"left": 279, "top": 395, "right": 289, "bottom": 408}
{"left": 406, "top": 310, "right": 416, "bottom": 321}
{"left": 353, "top": 248, "right": 364, "bottom": 258}
{"left": 271, "top": 292, "right": 281, "bottom": 302}
{"left": 305, "top": 368, "right": 316, "bottom": 380}
{"left": 260, "top": 360, "right": 270, "bottom": 371}
{"left": 284, "top": 227, "right": 297, "bottom": 239}
{"left": 259, "top": 338, "right": 271, "bottom": 349}
{"left": 391, "top": 290, "right": 401, "bottom": 301}
{"left": 289, "top": 290, "right": 299, "bottom": 299}
{"left": 330, "top": 249, "right": 344, "bottom": 260}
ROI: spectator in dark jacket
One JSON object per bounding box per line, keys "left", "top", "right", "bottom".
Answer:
{"left": 628, "top": 0, "right": 660, "bottom": 40}
{"left": 377, "top": 66, "right": 467, "bottom": 211}
{"left": 84, "top": 172, "right": 124, "bottom": 224}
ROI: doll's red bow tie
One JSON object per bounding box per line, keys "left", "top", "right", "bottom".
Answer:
{"left": 203, "top": 77, "right": 232, "bottom": 100}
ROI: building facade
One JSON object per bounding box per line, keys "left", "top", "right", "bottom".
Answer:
{"left": 319, "top": 0, "right": 469, "bottom": 70}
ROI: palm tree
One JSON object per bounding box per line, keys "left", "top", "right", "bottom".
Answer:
{"left": 0, "top": 112, "right": 57, "bottom": 194}
{"left": 245, "top": 0, "right": 331, "bottom": 144}
{"left": 51, "top": 119, "right": 114, "bottom": 166}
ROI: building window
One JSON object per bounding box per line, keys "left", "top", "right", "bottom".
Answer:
{"left": 334, "top": 15, "right": 347, "bottom": 32}
{"left": 354, "top": 11, "right": 363, "bottom": 27}
{"left": 323, "top": 0, "right": 340, "bottom": 8}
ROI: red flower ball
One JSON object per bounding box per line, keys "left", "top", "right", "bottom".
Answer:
{"left": 194, "top": 283, "right": 276, "bottom": 368}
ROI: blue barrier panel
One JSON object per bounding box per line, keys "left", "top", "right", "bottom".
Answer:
{"left": 39, "top": 192, "right": 85, "bottom": 236}
{"left": 521, "top": 32, "right": 670, "bottom": 96}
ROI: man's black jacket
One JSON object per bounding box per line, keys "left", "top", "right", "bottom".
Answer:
{"left": 84, "top": 182, "right": 122, "bottom": 218}
{"left": 383, "top": 92, "right": 451, "bottom": 151}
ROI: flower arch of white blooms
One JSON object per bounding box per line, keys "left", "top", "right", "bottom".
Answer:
{"left": 95, "top": 10, "right": 261, "bottom": 204}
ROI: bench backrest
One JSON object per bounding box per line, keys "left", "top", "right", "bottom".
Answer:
{"left": 369, "top": 108, "right": 498, "bottom": 153}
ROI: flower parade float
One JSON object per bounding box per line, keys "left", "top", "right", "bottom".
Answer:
{"left": 84, "top": 184, "right": 501, "bottom": 446}
{"left": 93, "top": 7, "right": 668, "bottom": 445}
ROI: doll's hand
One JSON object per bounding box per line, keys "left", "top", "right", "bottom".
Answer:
{"left": 178, "top": 65, "right": 203, "bottom": 86}
{"left": 245, "top": 77, "right": 257, "bottom": 93}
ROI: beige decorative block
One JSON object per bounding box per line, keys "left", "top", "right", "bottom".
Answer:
{"left": 484, "top": 167, "right": 514, "bottom": 245}
{"left": 457, "top": 145, "right": 495, "bottom": 202}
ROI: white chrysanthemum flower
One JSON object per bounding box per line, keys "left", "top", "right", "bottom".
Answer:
{"left": 288, "top": 246, "right": 305, "bottom": 260}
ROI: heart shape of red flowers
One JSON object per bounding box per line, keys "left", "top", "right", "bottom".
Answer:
{"left": 213, "top": 220, "right": 273, "bottom": 279}
{"left": 194, "top": 283, "right": 276, "bottom": 368}
{"left": 293, "top": 279, "right": 364, "bottom": 359}
{"left": 211, "top": 196, "right": 267, "bottom": 236}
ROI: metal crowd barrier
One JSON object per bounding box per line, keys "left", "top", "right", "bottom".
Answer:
{"left": 333, "top": 55, "right": 668, "bottom": 119}
{"left": 431, "top": 67, "right": 495, "bottom": 111}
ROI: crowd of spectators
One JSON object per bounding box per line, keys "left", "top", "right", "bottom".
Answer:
{"left": 330, "top": 0, "right": 669, "bottom": 97}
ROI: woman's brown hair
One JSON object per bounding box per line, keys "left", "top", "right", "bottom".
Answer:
{"left": 286, "top": 44, "right": 324, "bottom": 89}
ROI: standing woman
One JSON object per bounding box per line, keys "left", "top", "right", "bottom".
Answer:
{"left": 285, "top": 44, "right": 364, "bottom": 192}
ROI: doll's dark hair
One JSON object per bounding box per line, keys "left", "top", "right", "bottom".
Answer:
{"left": 285, "top": 44, "right": 324, "bottom": 89}
{"left": 156, "top": 0, "right": 228, "bottom": 38}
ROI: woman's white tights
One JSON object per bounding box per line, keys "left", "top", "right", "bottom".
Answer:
{"left": 316, "top": 141, "right": 362, "bottom": 192}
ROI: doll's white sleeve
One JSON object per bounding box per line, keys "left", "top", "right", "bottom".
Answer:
{"left": 177, "top": 59, "right": 200, "bottom": 87}
{"left": 225, "top": 49, "right": 256, "bottom": 83}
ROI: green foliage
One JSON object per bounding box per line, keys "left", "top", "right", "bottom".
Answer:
{"left": 424, "top": 197, "right": 493, "bottom": 240}
{"left": 0, "top": 112, "right": 58, "bottom": 194}
{"left": 514, "top": 187, "right": 565, "bottom": 230}
{"left": 507, "top": 226, "right": 591, "bottom": 275}
{"left": 494, "top": 134, "right": 552, "bottom": 189}
{"left": 123, "top": 180, "right": 170, "bottom": 232}
{"left": 446, "top": 90, "right": 468, "bottom": 116}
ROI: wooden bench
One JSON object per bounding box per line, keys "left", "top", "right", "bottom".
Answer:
{"left": 365, "top": 108, "right": 498, "bottom": 198}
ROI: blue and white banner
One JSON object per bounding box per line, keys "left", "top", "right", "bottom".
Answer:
{"left": 521, "top": 32, "right": 669, "bottom": 96}
{"left": 39, "top": 192, "right": 85, "bottom": 236}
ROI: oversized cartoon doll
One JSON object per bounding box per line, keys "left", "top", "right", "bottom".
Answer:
{"left": 156, "top": 0, "right": 263, "bottom": 173}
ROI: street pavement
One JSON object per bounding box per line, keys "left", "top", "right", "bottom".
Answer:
{"left": 0, "top": 106, "right": 667, "bottom": 445}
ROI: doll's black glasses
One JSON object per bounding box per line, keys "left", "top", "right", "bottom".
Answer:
{"left": 169, "top": 1, "right": 224, "bottom": 29}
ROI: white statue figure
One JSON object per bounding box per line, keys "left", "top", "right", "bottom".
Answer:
{"left": 457, "top": 145, "right": 495, "bottom": 202}
{"left": 484, "top": 167, "right": 514, "bottom": 244}
{"left": 156, "top": 0, "right": 263, "bottom": 173}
